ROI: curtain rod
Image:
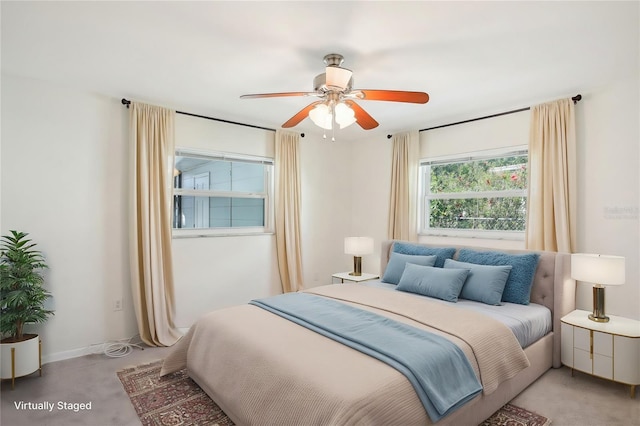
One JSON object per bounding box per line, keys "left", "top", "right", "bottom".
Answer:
{"left": 386, "top": 94, "right": 582, "bottom": 139}
{"left": 121, "top": 98, "right": 305, "bottom": 137}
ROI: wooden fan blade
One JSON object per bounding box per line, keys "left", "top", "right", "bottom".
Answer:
{"left": 240, "top": 92, "right": 313, "bottom": 99}
{"left": 358, "top": 90, "right": 429, "bottom": 104}
{"left": 282, "top": 101, "right": 323, "bottom": 128}
{"left": 344, "top": 100, "right": 379, "bottom": 130}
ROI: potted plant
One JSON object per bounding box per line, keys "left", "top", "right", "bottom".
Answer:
{"left": 0, "top": 230, "right": 53, "bottom": 388}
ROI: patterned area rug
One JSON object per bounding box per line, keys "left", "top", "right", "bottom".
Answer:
{"left": 480, "top": 402, "right": 551, "bottom": 426}
{"left": 117, "top": 360, "right": 234, "bottom": 426}
{"left": 118, "top": 360, "right": 551, "bottom": 426}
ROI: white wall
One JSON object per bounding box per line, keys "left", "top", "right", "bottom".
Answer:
{"left": 348, "top": 134, "right": 394, "bottom": 273}
{"left": 420, "top": 111, "right": 530, "bottom": 158}
{"left": 172, "top": 235, "right": 280, "bottom": 327}
{"left": 1, "top": 74, "right": 137, "bottom": 362}
{"left": 299, "top": 133, "right": 353, "bottom": 287}
{"left": 172, "top": 114, "right": 281, "bottom": 327}
{"left": 575, "top": 77, "right": 639, "bottom": 320}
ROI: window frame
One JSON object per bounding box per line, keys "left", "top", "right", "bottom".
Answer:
{"left": 418, "top": 146, "right": 528, "bottom": 240}
{"left": 172, "top": 147, "right": 275, "bottom": 238}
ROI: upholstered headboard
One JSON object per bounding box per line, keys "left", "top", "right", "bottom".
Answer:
{"left": 380, "top": 240, "right": 576, "bottom": 367}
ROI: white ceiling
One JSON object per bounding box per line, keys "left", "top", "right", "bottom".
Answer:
{"left": 2, "top": 1, "right": 638, "bottom": 139}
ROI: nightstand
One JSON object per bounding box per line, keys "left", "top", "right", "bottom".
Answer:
{"left": 332, "top": 272, "right": 379, "bottom": 284}
{"left": 561, "top": 309, "right": 640, "bottom": 398}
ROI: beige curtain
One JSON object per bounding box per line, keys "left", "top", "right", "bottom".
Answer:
{"left": 388, "top": 130, "right": 419, "bottom": 241}
{"left": 129, "top": 102, "right": 181, "bottom": 347}
{"left": 275, "top": 130, "right": 304, "bottom": 293}
{"left": 526, "top": 98, "right": 577, "bottom": 252}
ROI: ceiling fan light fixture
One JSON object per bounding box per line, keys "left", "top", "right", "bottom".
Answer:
{"left": 334, "top": 102, "right": 356, "bottom": 129}
{"left": 309, "top": 102, "right": 356, "bottom": 130}
{"left": 309, "top": 103, "right": 332, "bottom": 130}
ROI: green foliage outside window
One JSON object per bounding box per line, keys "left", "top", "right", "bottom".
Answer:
{"left": 426, "top": 155, "right": 528, "bottom": 231}
{"left": 430, "top": 156, "right": 527, "bottom": 193}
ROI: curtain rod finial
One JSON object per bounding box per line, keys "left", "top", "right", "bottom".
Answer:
{"left": 387, "top": 134, "right": 392, "bottom": 139}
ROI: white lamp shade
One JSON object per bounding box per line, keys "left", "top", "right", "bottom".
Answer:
{"left": 334, "top": 102, "right": 356, "bottom": 129}
{"left": 309, "top": 103, "right": 332, "bottom": 129}
{"left": 309, "top": 102, "right": 356, "bottom": 130}
{"left": 325, "top": 66, "right": 353, "bottom": 90}
{"left": 571, "top": 253, "right": 625, "bottom": 286}
{"left": 344, "top": 237, "right": 374, "bottom": 256}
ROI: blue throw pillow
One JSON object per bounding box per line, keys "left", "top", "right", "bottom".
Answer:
{"left": 396, "top": 263, "right": 469, "bottom": 302}
{"left": 381, "top": 252, "right": 437, "bottom": 285}
{"left": 457, "top": 249, "right": 540, "bottom": 305}
{"left": 392, "top": 242, "right": 456, "bottom": 268}
{"left": 444, "top": 259, "right": 512, "bottom": 305}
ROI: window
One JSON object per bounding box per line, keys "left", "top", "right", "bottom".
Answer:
{"left": 419, "top": 148, "right": 528, "bottom": 239}
{"left": 173, "top": 149, "right": 274, "bottom": 236}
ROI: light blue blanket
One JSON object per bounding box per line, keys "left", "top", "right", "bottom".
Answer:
{"left": 249, "top": 293, "right": 482, "bottom": 421}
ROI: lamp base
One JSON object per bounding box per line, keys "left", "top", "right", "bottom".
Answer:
{"left": 349, "top": 256, "right": 362, "bottom": 276}
{"left": 589, "top": 285, "right": 609, "bottom": 323}
{"left": 588, "top": 313, "right": 610, "bottom": 323}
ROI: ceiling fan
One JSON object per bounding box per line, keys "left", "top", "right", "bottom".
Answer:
{"left": 240, "top": 53, "right": 429, "bottom": 131}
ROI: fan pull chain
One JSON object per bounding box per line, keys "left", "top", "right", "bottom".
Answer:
{"left": 322, "top": 130, "right": 335, "bottom": 141}
{"left": 331, "top": 103, "right": 337, "bottom": 142}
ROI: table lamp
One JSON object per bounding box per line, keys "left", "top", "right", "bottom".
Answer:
{"left": 344, "top": 237, "right": 374, "bottom": 276}
{"left": 571, "top": 253, "right": 625, "bottom": 322}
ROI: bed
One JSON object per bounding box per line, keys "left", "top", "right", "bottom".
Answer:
{"left": 162, "top": 240, "right": 575, "bottom": 425}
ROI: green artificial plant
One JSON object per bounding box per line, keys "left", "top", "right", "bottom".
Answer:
{"left": 0, "top": 230, "right": 53, "bottom": 342}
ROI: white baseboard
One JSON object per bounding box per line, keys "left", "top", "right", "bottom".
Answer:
{"left": 42, "top": 332, "right": 189, "bottom": 365}
{"left": 42, "top": 346, "right": 95, "bottom": 364}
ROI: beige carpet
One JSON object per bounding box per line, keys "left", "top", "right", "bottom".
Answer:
{"left": 118, "top": 360, "right": 551, "bottom": 426}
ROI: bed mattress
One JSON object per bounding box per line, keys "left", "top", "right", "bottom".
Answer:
{"left": 363, "top": 280, "right": 552, "bottom": 348}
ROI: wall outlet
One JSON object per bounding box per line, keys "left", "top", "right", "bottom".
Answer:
{"left": 114, "top": 299, "right": 123, "bottom": 311}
